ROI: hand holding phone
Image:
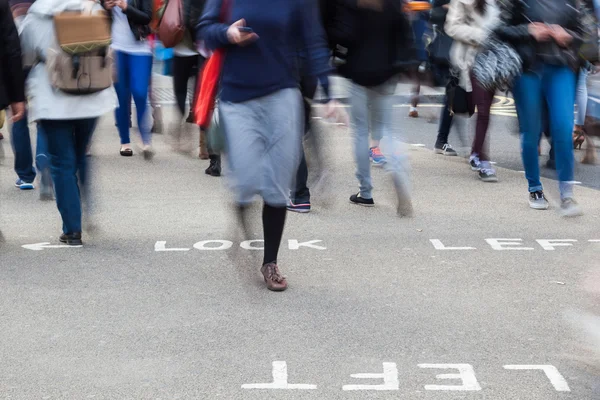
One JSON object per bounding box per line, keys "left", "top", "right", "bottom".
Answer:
{"left": 227, "top": 19, "right": 259, "bottom": 46}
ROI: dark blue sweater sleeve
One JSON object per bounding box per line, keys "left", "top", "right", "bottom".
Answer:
{"left": 196, "top": 0, "right": 230, "bottom": 50}
{"left": 299, "top": 0, "right": 332, "bottom": 99}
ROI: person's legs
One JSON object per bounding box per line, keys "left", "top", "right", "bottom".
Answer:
{"left": 129, "top": 53, "right": 153, "bottom": 146}
{"left": 35, "top": 123, "right": 53, "bottom": 200}
{"left": 74, "top": 119, "right": 97, "bottom": 222}
{"left": 260, "top": 88, "right": 303, "bottom": 291}
{"left": 289, "top": 75, "right": 317, "bottom": 210}
{"left": 543, "top": 64, "right": 577, "bottom": 201}
{"left": 349, "top": 82, "right": 374, "bottom": 201}
{"left": 576, "top": 67, "right": 588, "bottom": 127}
{"left": 262, "top": 203, "right": 287, "bottom": 265}
{"left": 114, "top": 51, "right": 132, "bottom": 147}
{"left": 434, "top": 95, "right": 457, "bottom": 155}
{"left": 513, "top": 71, "right": 544, "bottom": 200}
{"left": 172, "top": 55, "right": 193, "bottom": 117}
{"left": 40, "top": 120, "right": 81, "bottom": 235}
{"left": 471, "top": 76, "right": 495, "bottom": 162}
{"left": 292, "top": 150, "right": 310, "bottom": 205}
{"left": 10, "top": 111, "right": 36, "bottom": 186}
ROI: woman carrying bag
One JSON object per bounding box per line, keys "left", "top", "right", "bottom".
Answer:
{"left": 197, "top": 0, "right": 332, "bottom": 291}
{"left": 445, "top": 0, "right": 502, "bottom": 182}
{"left": 102, "top": 0, "right": 155, "bottom": 159}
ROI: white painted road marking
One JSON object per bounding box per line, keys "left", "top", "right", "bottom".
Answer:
{"left": 22, "top": 242, "right": 82, "bottom": 251}
{"left": 240, "top": 240, "right": 264, "bottom": 250}
{"left": 430, "top": 238, "right": 597, "bottom": 251}
{"left": 154, "top": 241, "right": 190, "bottom": 252}
{"left": 342, "top": 362, "right": 399, "bottom": 391}
{"left": 485, "top": 239, "right": 534, "bottom": 251}
{"left": 288, "top": 240, "right": 326, "bottom": 250}
{"left": 536, "top": 239, "right": 577, "bottom": 251}
{"left": 504, "top": 365, "right": 571, "bottom": 392}
{"left": 418, "top": 364, "right": 481, "bottom": 391}
{"left": 240, "top": 361, "right": 572, "bottom": 392}
{"left": 154, "top": 240, "right": 327, "bottom": 252}
{"left": 193, "top": 240, "right": 233, "bottom": 251}
{"left": 430, "top": 239, "right": 476, "bottom": 251}
{"left": 242, "top": 361, "right": 317, "bottom": 390}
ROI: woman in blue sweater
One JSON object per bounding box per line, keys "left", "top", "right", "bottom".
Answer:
{"left": 198, "top": 0, "right": 331, "bottom": 292}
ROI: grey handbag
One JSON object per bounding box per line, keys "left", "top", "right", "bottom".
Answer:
{"left": 473, "top": 37, "right": 522, "bottom": 92}
{"left": 206, "top": 105, "right": 226, "bottom": 154}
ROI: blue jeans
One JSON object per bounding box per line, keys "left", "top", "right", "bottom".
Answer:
{"left": 10, "top": 112, "right": 50, "bottom": 183}
{"left": 513, "top": 64, "right": 576, "bottom": 199}
{"left": 114, "top": 51, "right": 153, "bottom": 145}
{"left": 576, "top": 68, "right": 588, "bottom": 126}
{"left": 350, "top": 79, "right": 397, "bottom": 199}
{"left": 40, "top": 119, "right": 97, "bottom": 234}
{"left": 10, "top": 114, "right": 35, "bottom": 183}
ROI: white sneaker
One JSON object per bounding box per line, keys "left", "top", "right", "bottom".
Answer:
{"left": 529, "top": 191, "right": 549, "bottom": 210}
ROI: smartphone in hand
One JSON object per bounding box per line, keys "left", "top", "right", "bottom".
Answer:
{"left": 238, "top": 27, "right": 254, "bottom": 33}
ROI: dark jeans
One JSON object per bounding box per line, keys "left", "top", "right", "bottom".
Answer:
{"left": 292, "top": 75, "right": 318, "bottom": 204}
{"left": 40, "top": 118, "right": 97, "bottom": 234}
{"left": 435, "top": 95, "right": 454, "bottom": 147}
{"left": 11, "top": 111, "right": 49, "bottom": 183}
{"left": 172, "top": 54, "right": 204, "bottom": 117}
{"left": 471, "top": 75, "right": 495, "bottom": 161}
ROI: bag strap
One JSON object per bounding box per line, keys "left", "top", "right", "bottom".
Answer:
{"left": 219, "top": 0, "right": 231, "bottom": 22}
{"left": 82, "top": 0, "right": 97, "bottom": 15}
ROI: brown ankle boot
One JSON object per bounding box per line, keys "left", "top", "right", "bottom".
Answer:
{"left": 199, "top": 130, "right": 209, "bottom": 160}
{"left": 260, "top": 263, "right": 288, "bottom": 292}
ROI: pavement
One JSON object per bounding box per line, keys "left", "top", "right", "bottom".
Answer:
{"left": 1, "top": 78, "right": 600, "bottom": 399}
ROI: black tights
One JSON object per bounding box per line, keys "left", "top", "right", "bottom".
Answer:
{"left": 238, "top": 203, "right": 287, "bottom": 265}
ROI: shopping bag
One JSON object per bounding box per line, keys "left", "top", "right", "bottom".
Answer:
{"left": 193, "top": 49, "right": 225, "bottom": 129}
{"left": 193, "top": 0, "right": 230, "bottom": 129}
{"left": 207, "top": 105, "right": 226, "bottom": 154}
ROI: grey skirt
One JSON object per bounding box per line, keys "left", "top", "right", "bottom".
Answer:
{"left": 219, "top": 88, "right": 303, "bottom": 206}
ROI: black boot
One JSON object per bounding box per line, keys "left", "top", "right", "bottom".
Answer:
{"left": 205, "top": 154, "right": 221, "bottom": 177}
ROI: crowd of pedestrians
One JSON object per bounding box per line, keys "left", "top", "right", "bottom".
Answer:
{"left": 1, "top": 0, "right": 598, "bottom": 289}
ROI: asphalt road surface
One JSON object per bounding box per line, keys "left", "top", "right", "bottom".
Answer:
{"left": 0, "top": 105, "right": 599, "bottom": 399}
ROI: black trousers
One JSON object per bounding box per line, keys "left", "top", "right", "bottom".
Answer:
{"left": 436, "top": 95, "right": 454, "bottom": 147}
{"left": 172, "top": 55, "right": 205, "bottom": 117}
{"left": 292, "top": 75, "right": 318, "bottom": 204}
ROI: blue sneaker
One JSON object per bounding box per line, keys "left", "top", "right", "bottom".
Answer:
{"left": 287, "top": 201, "right": 311, "bottom": 213}
{"left": 15, "top": 179, "right": 34, "bottom": 190}
{"left": 369, "top": 146, "right": 386, "bottom": 166}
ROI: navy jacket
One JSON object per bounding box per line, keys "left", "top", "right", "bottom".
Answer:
{"left": 197, "top": 0, "right": 331, "bottom": 103}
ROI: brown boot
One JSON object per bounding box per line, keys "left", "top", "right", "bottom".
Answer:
{"left": 260, "top": 263, "right": 288, "bottom": 292}
{"left": 199, "top": 130, "right": 209, "bottom": 160}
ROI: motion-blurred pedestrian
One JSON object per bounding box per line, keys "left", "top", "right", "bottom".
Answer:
{"left": 102, "top": 0, "right": 154, "bottom": 159}
{"left": 198, "top": 0, "right": 332, "bottom": 291}
{"left": 20, "top": 0, "right": 117, "bottom": 245}
{"left": 497, "top": 0, "right": 584, "bottom": 216}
